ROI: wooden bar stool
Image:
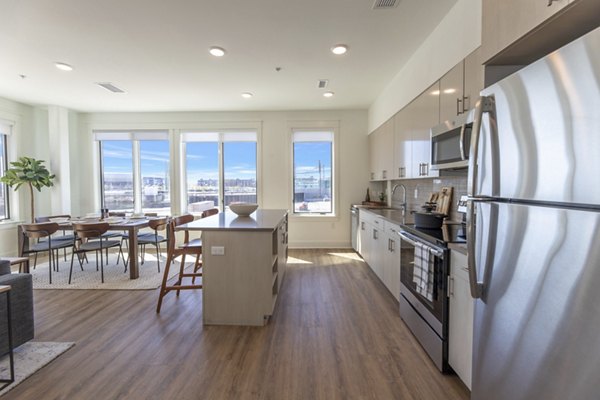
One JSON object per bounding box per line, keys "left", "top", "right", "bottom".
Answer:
{"left": 156, "top": 214, "right": 203, "bottom": 313}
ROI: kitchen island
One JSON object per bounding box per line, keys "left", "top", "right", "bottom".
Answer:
{"left": 181, "top": 209, "right": 288, "bottom": 326}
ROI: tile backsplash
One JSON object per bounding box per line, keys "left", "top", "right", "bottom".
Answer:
{"left": 369, "top": 170, "right": 467, "bottom": 222}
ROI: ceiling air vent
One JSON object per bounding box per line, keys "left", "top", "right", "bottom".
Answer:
{"left": 96, "top": 82, "right": 126, "bottom": 93}
{"left": 372, "top": 0, "right": 399, "bottom": 9}
{"left": 318, "top": 79, "right": 329, "bottom": 89}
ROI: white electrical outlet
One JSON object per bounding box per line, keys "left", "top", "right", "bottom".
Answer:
{"left": 211, "top": 246, "right": 225, "bottom": 256}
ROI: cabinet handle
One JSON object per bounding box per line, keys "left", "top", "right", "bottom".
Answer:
{"left": 418, "top": 163, "right": 422, "bottom": 176}
{"left": 424, "top": 163, "right": 429, "bottom": 176}
{"left": 370, "top": 172, "right": 375, "bottom": 180}
{"left": 390, "top": 239, "right": 395, "bottom": 252}
{"left": 373, "top": 229, "right": 378, "bottom": 240}
{"left": 361, "top": 222, "right": 365, "bottom": 230}
{"left": 463, "top": 95, "right": 470, "bottom": 112}
{"left": 456, "top": 98, "right": 462, "bottom": 115}
{"left": 447, "top": 276, "right": 454, "bottom": 297}
{"left": 382, "top": 170, "right": 387, "bottom": 179}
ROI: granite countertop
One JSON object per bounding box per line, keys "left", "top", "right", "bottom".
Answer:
{"left": 359, "top": 207, "right": 413, "bottom": 226}
{"left": 181, "top": 209, "right": 287, "bottom": 231}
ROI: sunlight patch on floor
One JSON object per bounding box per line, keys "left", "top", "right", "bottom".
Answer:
{"left": 328, "top": 252, "right": 364, "bottom": 262}
{"left": 287, "top": 256, "right": 313, "bottom": 265}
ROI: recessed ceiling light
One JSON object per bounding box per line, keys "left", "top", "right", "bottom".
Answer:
{"left": 323, "top": 91, "right": 334, "bottom": 98}
{"left": 209, "top": 46, "right": 226, "bottom": 57}
{"left": 241, "top": 92, "right": 253, "bottom": 99}
{"left": 331, "top": 45, "right": 348, "bottom": 55}
{"left": 443, "top": 88, "right": 457, "bottom": 94}
{"left": 431, "top": 90, "right": 441, "bottom": 96}
{"left": 55, "top": 62, "right": 73, "bottom": 71}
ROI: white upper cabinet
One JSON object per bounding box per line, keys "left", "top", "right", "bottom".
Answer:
{"left": 410, "top": 82, "right": 439, "bottom": 179}
{"left": 369, "top": 118, "right": 394, "bottom": 181}
{"left": 439, "top": 61, "right": 464, "bottom": 124}
{"left": 393, "top": 107, "right": 412, "bottom": 179}
{"left": 482, "top": 0, "right": 569, "bottom": 63}
{"left": 463, "top": 47, "right": 485, "bottom": 111}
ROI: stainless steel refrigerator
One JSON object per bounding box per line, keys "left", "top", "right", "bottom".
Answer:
{"left": 467, "top": 26, "right": 600, "bottom": 400}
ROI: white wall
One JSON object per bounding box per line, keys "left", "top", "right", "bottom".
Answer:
{"left": 0, "top": 96, "right": 53, "bottom": 256}
{"left": 368, "top": 0, "right": 482, "bottom": 133}
{"left": 76, "top": 109, "right": 369, "bottom": 248}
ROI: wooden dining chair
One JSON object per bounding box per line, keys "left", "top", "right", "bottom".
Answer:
{"left": 156, "top": 214, "right": 203, "bottom": 313}
{"left": 21, "top": 222, "right": 73, "bottom": 284}
{"left": 137, "top": 217, "right": 169, "bottom": 272}
{"left": 69, "top": 222, "right": 127, "bottom": 284}
{"left": 189, "top": 208, "right": 219, "bottom": 282}
{"left": 34, "top": 215, "right": 74, "bottom": 264}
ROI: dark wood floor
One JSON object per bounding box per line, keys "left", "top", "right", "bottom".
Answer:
{"left": 5, "top": 249, "right": 469, "bottom": 400}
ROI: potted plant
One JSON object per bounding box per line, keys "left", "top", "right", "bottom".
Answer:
{"left": 0, "top": 156, "right": 55, "bottom": 223}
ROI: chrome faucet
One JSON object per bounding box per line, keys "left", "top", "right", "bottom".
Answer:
{"left": 391, "top": 183, "right": 407, "bottom": 216}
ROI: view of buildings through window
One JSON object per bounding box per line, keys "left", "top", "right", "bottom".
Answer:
{"left": 185, "top": 137, "right": 257, "bottom": 212}
{"left": 293, "top": 131, "right": 333, "bottom": 214}
{"left": 100, "top": 139, "right": 170, "bottom": 214}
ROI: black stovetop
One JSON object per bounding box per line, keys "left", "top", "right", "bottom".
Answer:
{"left": 401, "top": 223, "right": 467, "bottom": 248}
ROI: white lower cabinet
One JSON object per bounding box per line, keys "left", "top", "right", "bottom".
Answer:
{"left": 382, "top": 223, "right": 401, "bottom": 301}
{"left": 448, "top": 249, "right": 474, "bottom": 389}
{"left": 358, "top": 210, "right": 401, "bottom": 301}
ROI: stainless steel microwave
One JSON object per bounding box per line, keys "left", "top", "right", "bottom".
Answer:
{"left": 430, "top": 110, "right": 474, "bottom": 170}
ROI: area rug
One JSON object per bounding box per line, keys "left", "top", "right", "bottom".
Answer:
{"left": 30, "top": 253, "right": 197, "bottom": 290}
{"left": 0, "top": 342, "right": 75, "bottom": 396}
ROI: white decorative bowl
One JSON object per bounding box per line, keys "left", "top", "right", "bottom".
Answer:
{"left": 229, "top": 203, "right": 258, "bottom": 217}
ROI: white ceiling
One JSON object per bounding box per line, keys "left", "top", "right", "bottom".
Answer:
{"left": 0, "top": 0, "right": 457, "bottom": 113}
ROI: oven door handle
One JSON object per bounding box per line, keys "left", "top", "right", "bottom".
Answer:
{"left": 398, "top": 231, "right": 444, "bottom": 258}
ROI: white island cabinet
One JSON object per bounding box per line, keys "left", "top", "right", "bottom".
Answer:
{"left": 181, "top": 209, "right": 288, "bottom": 326}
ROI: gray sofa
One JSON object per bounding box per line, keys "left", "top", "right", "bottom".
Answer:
{"left": 0, "top": 259, "right": 34, "bottom": 355}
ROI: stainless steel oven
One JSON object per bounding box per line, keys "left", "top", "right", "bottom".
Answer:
{"left": 430, "top": 110, "right": 474, "bottom": 170}
{"left": 398, "top": 230, "right": 450, "bottom": 372}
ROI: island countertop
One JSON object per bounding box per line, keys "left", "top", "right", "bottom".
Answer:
{"left": 181, "top": 209, "right": 288, "bottom": 231}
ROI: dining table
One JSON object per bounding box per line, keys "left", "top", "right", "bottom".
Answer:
{"left": 17, "top": 217, "right": 151, "bottom": 279}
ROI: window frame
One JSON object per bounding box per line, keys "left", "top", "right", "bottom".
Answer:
{"left": 182, "top": 129, "right": 259, "bottom": 213}
{"left": 0, "top": 134, "right": 10, "bottom": 221}
{"left": 289, "top": 122, "right": 339, "bottom": 219}
{"left": 96, "top": 130, "right": 170, "bottom": 214}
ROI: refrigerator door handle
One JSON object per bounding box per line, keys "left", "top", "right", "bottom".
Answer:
{"left": 467, "top": 199, "right": 484, "bottom": 298}
{"left": 467, "top": 96, "right": 495, "bottom": 197}
{"left": 467, "top": 96, "right": 497, "bottom": 298}
{"left": 459, "top": 123, "right": 466, "bottom": 161}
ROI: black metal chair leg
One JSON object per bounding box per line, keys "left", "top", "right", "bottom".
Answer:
{"left": 68, "top": 251, "right": 76, "bottom": 284}
{"left": 100, "top": 245, "right": 105, "bottom": 283}
{"left": 95, "top": 250, "right": 99, "bottom": 271}
{"left": 34, "top": 252, "right": 38, "bottom": 269}
{"left": 55, "top": 248, "right": 60, "bottom": 272}
{"left": 156, "top": 242, "right": 161, "bottom": 273}
{"left": 48, "top": 244, "right": 53, "bottom": 285}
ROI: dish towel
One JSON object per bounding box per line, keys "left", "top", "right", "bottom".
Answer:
{"left": 412, "top": 241, "right": 435, "bottom": 301}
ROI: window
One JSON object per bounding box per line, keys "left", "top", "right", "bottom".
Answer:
{"left": 292, "top": 131, "right": 334, "bottom": 215}
{"left": 96, "top": 131, "right": 170, "bottom": 214}
{"left": 183, "top": 131, "right": 257, "bottom": 212}
{"left": 0, "top": 122, "right": 10, "bottom": 220}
